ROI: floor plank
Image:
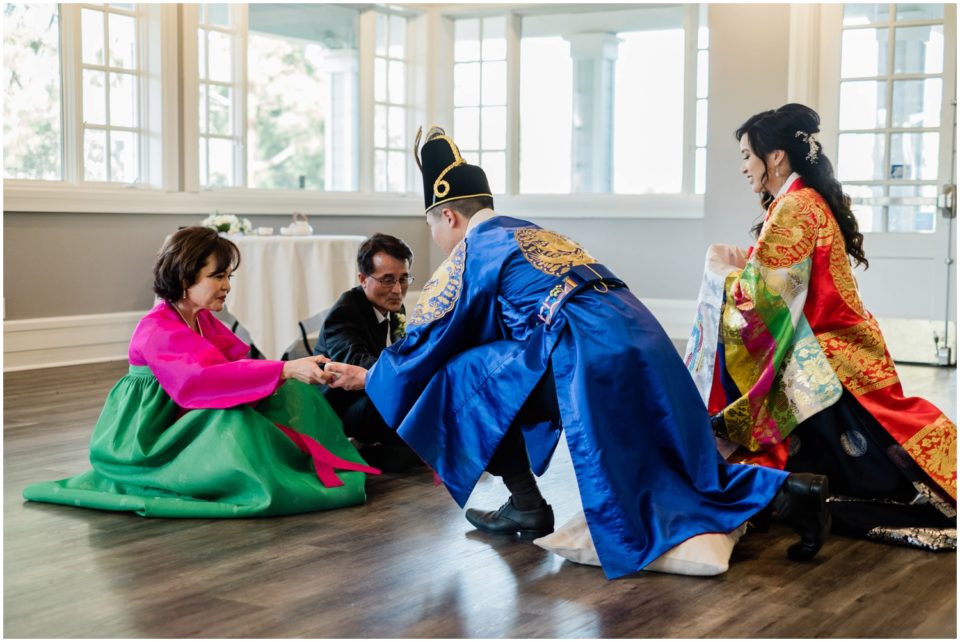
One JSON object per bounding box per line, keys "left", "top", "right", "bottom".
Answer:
{"left": 4, "top": 360, "right": 956, "bottom": 637}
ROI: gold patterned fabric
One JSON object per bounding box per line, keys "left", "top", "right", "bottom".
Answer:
{"left": 410, "top": 240, "right": 466, "bottom": 326}
{"left": 904, "top": 414, "right": 958, "bottom": 500}
{"left": 514, "top": 228, "right": 596, "bottom": 276}
{"left": 817, "top": 319, "right": 900, "bottom": 396}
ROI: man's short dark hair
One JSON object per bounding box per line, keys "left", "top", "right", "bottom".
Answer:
{"left": 357, "top": 233, "right": 414, "bottom": 275}
{"left": 153, "top": 226, "right": 240, "bottom": 303}
{"left": 426, "top": 196, "right": 494, "bottom": 219}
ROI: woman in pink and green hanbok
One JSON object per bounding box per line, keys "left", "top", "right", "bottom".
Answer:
{"left": 686, "top": 104, "right": 955, "bottom": 550}
{"left": 24, "top": 226, "right": 377, "bottom": 517}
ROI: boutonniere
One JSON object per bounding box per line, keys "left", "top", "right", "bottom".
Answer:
{"left": 393, "top": 313, "right": 406, "bottom": 340}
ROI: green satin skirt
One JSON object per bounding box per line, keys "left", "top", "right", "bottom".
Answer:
{"left": 23, "top": 366, "right": 369, "bottom": 517}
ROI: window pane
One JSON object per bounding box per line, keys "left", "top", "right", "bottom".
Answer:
{"left": 83, "top": 69, "right": 107, "bottom": 125}
{"left": 453, "top": 61, "right": 481, "bottom": 106}
{"left": 199, "top": 137, "right": 208, "bottom": 183}
{"left": 84, "top": 129, "right": 107, "bottom": 181}
{"left": 208, "top": 137, "right": 234, "bottom": 187}
{"left": 695, "top": 147, "right": 706, "bottom": 194}
{"left": 696, "top": 50, "right": 709, "bottom": 99}
{"left": 199, "top": 84, "right": 208, "bottom": 133}
{"left": 519, "top": 35, "right": 571, "bottom": 194}
{"left": 837, "top": 133, "right": 886, "bottom": 180}
{"left": 389, "top": 14, "right": 405, "bottom": 58}
{"left": 453, "top": 107, "right": 480, "bottom": 150}
{"left": 896, "top": 4, "right": 944, "bottom": 22}
{"left": 108, "top": 12, "right": 136, "bottom": 69}
{"left": 387, "top": 105, "right": 404, "bottom": 148}
{"left": 247, "top": 6, "right": 359, "bottom": 191}
{"left": 889, "top": 205, "right": 935, "bottom": 232}
{"left": 481, "top": 60, "right": 506, "bottom": 105}
{"left": 845, "top": 184, "right": 884, "bottom": 232}
{"left": 454, "top": 19, "right": 480, "bottom": 62}
{"left": 208, "top": 85, "right": 232, "bottom": 136}
{"left": 614, "top": 29, "right": 685, "bottom": 194}
{"left": 482, "top": 16, "right": 506, "bottom": 60}
{"left": 374, "top": 149, "right": 386, "bottom": 191}
{"left": 843, "top": 4, "right": 889, "bottom": 26}
{"left": 894, "top": 25, "right": 944, "bottom": 74}
{"left": 198, "top": 30, "right": 207, "bottom": 79}
{"left": 374, "top": 57, "right": 387, "bottom": 102}
{"left": 207, "top": 3, "right": 230, "bottom": 27}
{"left": 109, "top": 71, "right": 137, "bottom": 127}
{"left": 375, "top": 14, "right": 387, "bottom": 57}
{"left": 387, "top": 150, "right": 405, "bottom": 192}
{"left": 854, "top": 205, "right": 884, "bottom": 233}
{"left": 110, "top": 129, "right": 138, "bottom": 182}
{"left": 480, "top": 150, "right": 505, "bottom": 194}
{"left": 388, "top": 59, "right": 405, "bottom": 104}
{"left": 374, "top": 104, "right": 387, "bottom": 148}
{"left": 839, "top": 80, "right": 886, "bottom": 129}
{"left": 889, "top": 185, "right": 938, "bottom": 233}
{"left": 481, "top": 105, "right": 506, "bottom": 149}
{"left": 82, "top": 8, "right": 105, "bottom": 65}
{"left": 695, "top": 99, "right": 708, "bottom": 147}
{"left": 890, "top": 132, "right": 939, "bottom": 180}
{"left": 697, "top": 4, "right": 709, "bottom": 48}
{"left": 891, "top": 78, "right": 941, "bottom": 127}
{"left": 4, "top": 3, "right": 62, "bottom": 180}
{"left": 841, "top": 28, "right": 888, "bottom": 77}
{"left": 207, "top": 30, "right": 232, "bottom": 83}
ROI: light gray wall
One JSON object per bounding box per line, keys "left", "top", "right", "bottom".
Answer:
{"left": 2, "top": 213, "right": 432, "bottom": 320}
{"left": 703, "top": 4, "right": 791, "bottom": 248}
{"left": 3, "top": 4, "right": 793, "bottom": 322}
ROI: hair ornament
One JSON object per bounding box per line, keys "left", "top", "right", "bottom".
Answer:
{"left": 795, "top": 130, "right": 819, "bottom": 165}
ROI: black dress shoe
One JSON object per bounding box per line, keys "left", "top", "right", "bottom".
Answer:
{"left": 465, "top": 498, "right": 554, "bottom": 540}
{"left": 769, "top": 472, "right": 831, "bottom": 561}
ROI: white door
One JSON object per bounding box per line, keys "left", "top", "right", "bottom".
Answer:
{"left": 819, "top": 3, "right": 957, "bottom": 365}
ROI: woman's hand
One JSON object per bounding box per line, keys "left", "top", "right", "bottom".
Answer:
{"left": 281, "top": 355, "right": 331, "bottom": 385}
{"left": 322, "top": 362, "right": 368, "bottom": 391}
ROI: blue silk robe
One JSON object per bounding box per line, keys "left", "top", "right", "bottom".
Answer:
{"left": 366, "top": 214, "right": 787, "bottom": 579}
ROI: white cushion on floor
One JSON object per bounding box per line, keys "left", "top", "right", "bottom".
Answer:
{"left": 534, "top": 510, "right": 747, "bottom": 576}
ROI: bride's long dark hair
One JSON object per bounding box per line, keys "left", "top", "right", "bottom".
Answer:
{"left": 736, "top": 103, "right": 868, "bottom": 269}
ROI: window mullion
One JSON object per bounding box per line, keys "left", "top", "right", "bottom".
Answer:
{"left": 681, "top": 4, "right": 698, "bottom": 195}
{"left": 181, "top": 4, "right": 201, "bottom": 192}
{"left": 235, "top": 4, "right": 248, "bottom": 188}
{"left": 60, "top": 4, "right": 83, "bottom": 183}
{"left": 505, "top": 12, "right": 521, "bottom": 196}
{"left": 359, "top": 9, "right": 377, "bottom": 193}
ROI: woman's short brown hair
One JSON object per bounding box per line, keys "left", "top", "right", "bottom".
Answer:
{"left": 153, "top": 226, "right": 241, "bottom": 303}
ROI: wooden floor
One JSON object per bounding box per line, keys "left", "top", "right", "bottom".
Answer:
{"left": 4, "top": 360, "right": 957, "bottom": 638}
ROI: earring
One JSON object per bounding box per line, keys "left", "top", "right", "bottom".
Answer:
{"left": 775, "top": 167, "right": 780, "bottom": 178}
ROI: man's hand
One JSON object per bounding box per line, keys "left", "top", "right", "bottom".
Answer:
{"left": 323, "top": 362, "right": 369, "bottom": 391}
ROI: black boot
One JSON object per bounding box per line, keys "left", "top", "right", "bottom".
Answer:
{"left": 465, "top": 498, "right": 554, "bottom": 540}
{"left": 769, "top": 472, "right": 831, "bottom": 561}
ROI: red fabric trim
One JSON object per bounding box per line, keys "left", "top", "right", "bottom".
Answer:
{"left": 274, "top": 423, "right": 381, "bottom": 487}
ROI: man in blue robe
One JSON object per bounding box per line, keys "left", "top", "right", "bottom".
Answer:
{"left": 323, "top": 127, "right": 830, "bottom": 579}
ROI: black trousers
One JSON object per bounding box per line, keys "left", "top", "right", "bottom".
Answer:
{"left": 336, "top": 391, "right": 409, "bottom": 450}
{"left": 486, "top": 365, "right": 561, "bottom": 478}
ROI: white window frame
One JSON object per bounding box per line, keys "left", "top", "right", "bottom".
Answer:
{"left": 435, "top": 3, "right": 706, "bottom": 219}
{"left": 4, "top": 2, "right": 701, "bottom": 219}
{"left": 3, "top": 3, "right": 178, "bottom": 211}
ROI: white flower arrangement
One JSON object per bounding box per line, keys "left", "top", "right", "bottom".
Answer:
{"left": 202, "top": 212, "right": 253, "bottom": 235}
{"left": 393, "top": 312, "right": 406, "bottom": 340}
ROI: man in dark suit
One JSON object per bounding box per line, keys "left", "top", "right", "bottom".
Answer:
{"left": 314, "top": 233, "right": 422, "bottom": 472}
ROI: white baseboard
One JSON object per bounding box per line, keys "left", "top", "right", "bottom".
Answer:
{"left": 3, "top": 311, "right": 145, "bottom": 372}
{"left": 2, "top": 296, "right": 696, "bottom": 372}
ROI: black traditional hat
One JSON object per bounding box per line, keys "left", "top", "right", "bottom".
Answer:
{"left": 414, "top": 126, "right": 492, "bottom": 213}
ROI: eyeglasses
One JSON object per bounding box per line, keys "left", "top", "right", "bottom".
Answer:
{"left": 365, "top": 273, "right": 414, "bottom": 288}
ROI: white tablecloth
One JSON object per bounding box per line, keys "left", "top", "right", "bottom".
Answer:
{"left": 225, "top": 234, "right": 364, "bottom": 360}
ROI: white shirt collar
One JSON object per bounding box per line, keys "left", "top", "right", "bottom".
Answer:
{"left": 372, "top": 307, "right": 389, "bottom": 325}
{"left": 466, "top": 208, "right": 499, "bottom": 234}
{"left": 774, "top": 172, "right": 802, "bottom": 199}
